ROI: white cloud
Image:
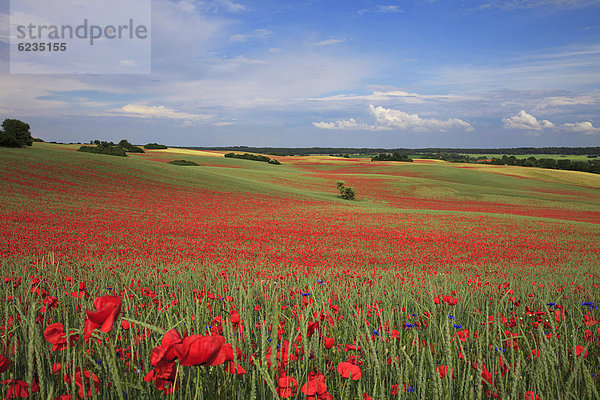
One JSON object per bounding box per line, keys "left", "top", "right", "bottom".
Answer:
{"left": 230, "top": 28, "right": 272, "bottom": 42}
{"left": 315, "top": 39, "right": 346, "bottom": 46}
{"left": 502, "top": 110, "right": 599, "bottom": 134}
{"left": 359, "top": 5, "right": 403, "bottom": 14}
{"left": 116, "top": 104, "right": 209, "bottom": 123}
{"left": 312, "top": 105, "right": 473, "bottom": 132}
{"left": 561, "top": 121, "right": 600, "bottom": 134}
{"left": 370, "top": 105, "right": 474, "bottom": 131}
{"left": 312, "top": 118, "right": 368, "bottom": 130}
{"left": 215, "top": 0, "right": 246, "bottom": 13}
{"left": 310, "top": 90, "right": 477, "bottom": 104}
{"left": 537, "top": 93, "right": 600, "bottom": 108}
{"left": 502, "top": 110, "right": 555, "bottom": 131}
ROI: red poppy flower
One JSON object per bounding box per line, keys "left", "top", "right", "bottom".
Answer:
{"left": 301, "top": 370, "right": 328, "bottom": 397}
{"left": 84, "top": 296, "right": 122, "bottom": 342}
{"left": 150, "top": 329, "right": 183, "bottom": 368}
{"left": 442, "top": 295, "right": 458, "bottom": 306}
{"left": 323, "top": 337, "right": 335, "bottom": 349}
{"left": 1, "top": 379, "right": 29, "bottom": 399}
{"left": 525, "top": 391, "right": 541, "bottom": 400}
{"left": 276, "top": 371, "right": 297, "bottom": 398}
{"left": 455, "top": 329, "right": 470, "bottom": 342}
{"left": 337, "top": 362, "right": 362, "bottom": 380}
{"left": 176, "top": 335, "right": 232, "bottom": 366}
{"left": 0, "top": 355, "right": 10, "bottom": 374}
{"left": 144, "top": 361, "right": 178, "bottom": 394}
{"left": 44, "top": 323, "right": 79, "bottom": 351}
{"left": 363, "top": 393, "right": 374, "bottom": 400}
{"left": 75, "top": 369, "right": 101, "bottom": 399}
{"left": 437, "top": 365, "right": 453, "bottom": 378}
{"left": 224, "top": 361, "right": 246, "bottom": 375}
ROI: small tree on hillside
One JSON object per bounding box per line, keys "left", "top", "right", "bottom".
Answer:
{"left": 336, "top": 181, "right": 355, "bottom": 200}
{"left": 0, "top": 119, "right": 33, "bottom": 147}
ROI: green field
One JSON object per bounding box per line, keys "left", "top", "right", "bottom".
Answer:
{"left": 0, "top": 143, "right": 599, "bottom": 399}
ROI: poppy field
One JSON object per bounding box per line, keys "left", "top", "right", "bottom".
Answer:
{"left": 1, "top": 143, "right": 599, "bottom": 399}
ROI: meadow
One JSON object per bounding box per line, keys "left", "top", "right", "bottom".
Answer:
{"left": 0, "top": 143, "right": 599, "bottom": 399}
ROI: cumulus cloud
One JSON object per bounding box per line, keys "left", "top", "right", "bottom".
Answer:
{"left": 117, "top": 104, "right": 209, "bottom": 123}
{"left": 312, "top": 105, "right": 473, "bottom": 132}
{"left": 502, "top": 110, "right": 555, "bottom": 131}
{"left": 315, "top": 39, "right": 346, "bottom": 46}
{"left": 370, "top": 105, "right": 474, "bottom": 131}
{"left": 561, "top": 121, "right": 600, "bottom": 134}
{"left": 502, "top": 110, "right": 599, "bottom": 134}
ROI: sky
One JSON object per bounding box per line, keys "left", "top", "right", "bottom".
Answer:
{"left": 1, "top": 0, "right": 600, "bottom": 148}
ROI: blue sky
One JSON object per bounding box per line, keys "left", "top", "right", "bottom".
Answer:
{"left": 1, "top": 0, "right": 600, "bottom": 147}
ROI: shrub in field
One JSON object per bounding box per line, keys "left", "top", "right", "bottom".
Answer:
{"left": 118, "top": 139, "right": 144, "bottom": 153}
{"left": 0, "top": 118, "right": 33, "bottom": 147}
{"left": 371, "top": 152, "right": 413, "bottom": 162}
{"left": 337, "top": 181, "right": 356, "bottom": 200}
{"left": 168, "top": 159, "right": 200, "bottom": 166}
{"left": 224, "top": 152, "right": 281, "bottom": 165}
{"left": 78, "top": 142, "right": 128, "bottom": 157}
{"left": 144, "top": 143, "right": 168, "bottom": 149}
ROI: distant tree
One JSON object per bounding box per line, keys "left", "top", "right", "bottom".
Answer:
{"left": 557, "top": 159, "right": 572, "bottom": 170}
{"left": 224, "top": 153, "right": 281, "bottom": 164}
{"left": 0, "top": 119, "right": 33, "bottom": 147}
{"left": 371, "top": 152, "right": 413, "bottom": 162}
{"left": 144, "top": 143, "right": 168, "bottom": 149}
{"left": 539, "top": 158, "right": 557, "bottom": 169}
{"left": 168, "top": 159, "right": 200, "bottom": 166}
{"left": 336, "top": 181, "right": 355, "bottom": 200}
{"left": 118, "top": 139, "right": 144, "bottom": 153}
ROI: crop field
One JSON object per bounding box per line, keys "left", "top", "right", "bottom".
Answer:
{"left": 0, "top": 143, "right": 599, "bottom": 399}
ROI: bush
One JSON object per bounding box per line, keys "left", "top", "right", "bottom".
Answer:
{"left": 224, "top": 153, "right": 281, "bottom": 165}
{"left": 168, "top": 160, "right": 200, "bottom": 166}
{"left": 144, "top": 143, "right": 168, "bottom": 149}
{"left": 78, "top": 142, "right": 127, "bottom": 157}
{"left": 371, "top": 152, "right": 413, "bottom": 162}
{"left": 337, "top": 181, "right": 355, "bottom": 200}
{"left": 0, "top": 118, "right": 33, "bottom": 147}
{"left": 119, "top": 139, "right": 144, "bottom": 153}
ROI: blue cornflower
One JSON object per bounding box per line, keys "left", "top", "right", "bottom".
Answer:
{"left": 96, "top": 359, "right": 103, "bottom": 365}
{"left": 546, "top": 303, "right": 555, "bottom": 306}
{"left": 373, "top": 330, "right": 379, "bottom": 336}
{"left": 453, "top": 324, "right": 462, "bottom": 329}
{"left": 495, "top": 347, "right": 506, "bottom": 353}
{"left": 411, "top": 313, "right": 417, "bottom": 317}
{"left": 405, "top": 323, "right": 415, "bottom": 328}
{"left": 302, "top": 293, "right": 311, "bottom": 296}
{"left": 447, "top": 314, "right": 455, "bottom": 320}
